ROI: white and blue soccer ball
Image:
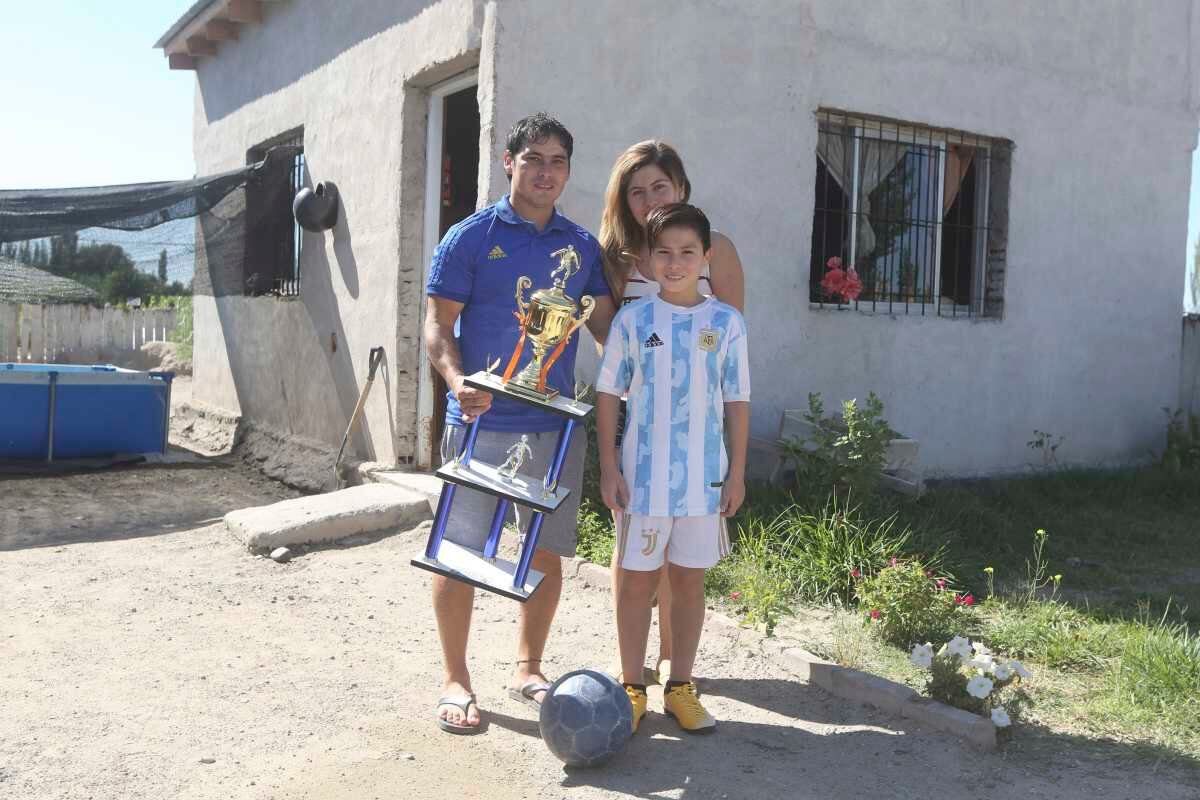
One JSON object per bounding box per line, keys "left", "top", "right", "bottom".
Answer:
{"left": 538, "top": 669, "right": 633, "bottom": 768}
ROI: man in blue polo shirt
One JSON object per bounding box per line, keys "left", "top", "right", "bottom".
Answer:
{"left": 424, "top": 112, "right": 616, "bottom": 734}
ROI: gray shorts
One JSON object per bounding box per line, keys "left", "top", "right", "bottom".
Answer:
{"left": 440, "top": 425, "right": 586, "bottom": 558}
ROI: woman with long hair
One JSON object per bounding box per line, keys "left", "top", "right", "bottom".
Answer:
{"left": 598, "top": 140, "right": 745, "bottom": 685}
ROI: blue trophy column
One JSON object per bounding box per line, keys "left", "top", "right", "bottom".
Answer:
{"left": 424, "top": 418, "right": 482, "bottom": 560}
{"left": 512, "top": 418, "right": 576, "bottom": 588}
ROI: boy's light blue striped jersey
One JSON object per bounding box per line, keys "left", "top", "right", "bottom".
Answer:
{"left": 596, "top": 295, "right": 750, "bottom": 517}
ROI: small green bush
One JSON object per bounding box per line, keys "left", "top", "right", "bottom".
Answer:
{"left": 575, "top": 500, "right": 614, "bottom": 567}
{"left": 712, "top": 498, "right": 917, "bottom": 608}
{"left": 782, "top": 392, "right": 894, "bottom": 499}
{"left": 855, "top": 560, "right": 966, "bottom": 647}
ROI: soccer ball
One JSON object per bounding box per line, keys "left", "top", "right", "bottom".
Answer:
{"left": 538, "top": 669, "right": 633, "bottom": 768}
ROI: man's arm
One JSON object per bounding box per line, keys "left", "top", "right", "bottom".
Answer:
{"left": 720, "top": 401, "right": 749, "bottom": 517}
{"left": 423, "top": 295, "right": 492, "bottom": 422}
{"left": 584, "top": 294, "right": 617, "bottom": 347}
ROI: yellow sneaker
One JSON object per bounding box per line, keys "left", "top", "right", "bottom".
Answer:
{"left": 625, "top": 685, "right": 648, "bottom": 734}
{"left": 663, "top": 682, "right": 716, "bottom": 734}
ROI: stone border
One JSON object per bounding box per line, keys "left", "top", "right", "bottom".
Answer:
{"left": 567, "top": 558, "right": 997, "bottom": 751}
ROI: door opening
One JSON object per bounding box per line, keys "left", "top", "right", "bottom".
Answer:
{"left": 417, "top": 74, "right": 480, "bottom": 469}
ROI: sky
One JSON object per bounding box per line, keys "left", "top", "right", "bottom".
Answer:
{"left": 0, "top": 1, "right": 197, "bottom": 189}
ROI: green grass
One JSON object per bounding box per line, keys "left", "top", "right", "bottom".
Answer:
{"left": 885, "top": 468, "right": 1200, "bottom": 629}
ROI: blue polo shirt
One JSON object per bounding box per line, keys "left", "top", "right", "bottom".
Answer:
{"left": 427, "top": 195, "right": 610, "bottom": 432}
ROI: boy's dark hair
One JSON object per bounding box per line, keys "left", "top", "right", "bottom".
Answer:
{"left": 646, "top": 203, "right": 711, "bottom": 252}
{"left": 505, "top": 112, "right": 574, "bottom": 160}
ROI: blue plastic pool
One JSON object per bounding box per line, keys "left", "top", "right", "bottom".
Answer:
{"left": 0, "top": 363, "right": 174, "bottom": 461}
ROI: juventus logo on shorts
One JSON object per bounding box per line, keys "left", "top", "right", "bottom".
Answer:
{"left": 640, "top": 528, "right": 659, "bottom": 556}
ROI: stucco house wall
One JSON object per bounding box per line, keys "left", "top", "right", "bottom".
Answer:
{"left": 184, "top": 0, "right": 1199, "bottom": 478}
{"left": 190, "top": 0, "right": 491, "bottom": 469}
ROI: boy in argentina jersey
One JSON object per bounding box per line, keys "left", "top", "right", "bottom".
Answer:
{"left": 595, "top": 203, "right": 749, "bottom": 735}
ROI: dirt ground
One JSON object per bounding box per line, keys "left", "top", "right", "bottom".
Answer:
{"left": 2, "top": 413, "right": 1198, "bottom": 798}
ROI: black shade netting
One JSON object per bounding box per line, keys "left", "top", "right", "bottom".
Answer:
{"left": 1, "top": 146, "right": 302, "bottom": 298}
{"left": 0, "top": 146, "right": 300, "bottom": 243}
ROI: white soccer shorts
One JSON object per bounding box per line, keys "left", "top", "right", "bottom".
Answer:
{"left": 614, "top": 512, "right": 731, "bottom": 571}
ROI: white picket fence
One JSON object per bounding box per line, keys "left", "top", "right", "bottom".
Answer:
{"left": 0, "top": 303, "right": 177, "bottom": 364}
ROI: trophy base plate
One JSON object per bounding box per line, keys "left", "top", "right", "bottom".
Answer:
{"left": 411, "top": 540, "right": 544, "bottom": 602}
{"left": 464, "top": 371, "right": 592, "bottom": 419}
{"left": 436, "top": 459, "right": 570, "bottom": 514}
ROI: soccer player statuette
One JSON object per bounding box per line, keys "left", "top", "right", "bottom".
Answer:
{"left": 501, "top": 245, "right": 595, "bottom": 401}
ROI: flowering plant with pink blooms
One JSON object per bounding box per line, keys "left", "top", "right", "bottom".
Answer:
{"left": 854, "top": 559, "right": 967, "bottom": 646}
{"left": 820, "top": 256, "right": 864, "bottom": 304}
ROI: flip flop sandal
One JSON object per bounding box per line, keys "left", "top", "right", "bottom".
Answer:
{"left": 436, "top": 694, "right": 482, "bottom": 735}
{"left": 507, "top": 679, "right": 552, "bottom": 708}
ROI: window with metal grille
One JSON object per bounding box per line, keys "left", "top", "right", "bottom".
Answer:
{"left": 246, "top": 130, "right": 305, "bottom": 297}
{"left": 811, "top": 110, "right": 1010, "bottom": 317}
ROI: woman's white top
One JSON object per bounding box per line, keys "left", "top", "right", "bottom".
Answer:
{"left": 620, "top": 261, "right": 712, "bottom": 307}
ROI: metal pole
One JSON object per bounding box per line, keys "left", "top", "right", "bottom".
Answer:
{"left": 46, "top": 371, "right": 57, "bottom": 463}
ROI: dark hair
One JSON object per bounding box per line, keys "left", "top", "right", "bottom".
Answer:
{"left": 505, "top": 112, "right": 574, "bottom": 160}
{"left": 646, "top": 203, "right": 711, "bottom": 252}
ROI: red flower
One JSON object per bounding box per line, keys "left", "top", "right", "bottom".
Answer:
{"left": 936, "top": 578, "right": 947, "bottom": 589}
{"left": 820, "top": 257, "right": 862, "bottom": 303}
{"left": 869, "top": 609, "right": 881, "bottom": 620}
{"left": 850, "top": 568, "right": 861, "bottom": 579}
{"left": 955, "top": 593, "right": 976, "bottom": 606}
{"left": 730, "top": 591, "right": 742, "bottom": 601}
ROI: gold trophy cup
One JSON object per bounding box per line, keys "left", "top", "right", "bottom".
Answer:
{"left": 500, "top": 245, "right": 595, "bottom": 401}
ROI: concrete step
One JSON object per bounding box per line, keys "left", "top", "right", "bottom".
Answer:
{"left": 225, "top": 483, "right": 431, "bottom": 552}
{"left": 356, "top": 463, "right": 442, "bottom": 513}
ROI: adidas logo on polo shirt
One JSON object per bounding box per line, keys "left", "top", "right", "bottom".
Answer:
{"left": 487, "top": 245, "right": 507, "bottom": 260}
{"left": 643, "top": 332, "right": 664, "bottom": 348}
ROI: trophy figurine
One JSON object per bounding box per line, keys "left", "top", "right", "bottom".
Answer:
{"left": 497, "top": 434, "right": 533, "bottom": 479}
{"left": 500, "top": 245, "right": 595, "bottom": 401}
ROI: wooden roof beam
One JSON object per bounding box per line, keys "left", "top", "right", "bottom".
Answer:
{"left": 186, "top": 35, "right": 217, "bottom": 57}
{"left": 168, "top": 53, "right": 198, "bottom": 71}
{"left": 225, "top": 0, "right": 263, "bottom": 24}
{"left": 205, "top": 19, "right": 240, "bottom": 41}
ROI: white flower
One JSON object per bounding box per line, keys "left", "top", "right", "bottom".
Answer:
{"left": 972, "top": 641, "right": 992, "bottom": 656}
{"left": 946, "top": 636, "right": 972, "bottom": 660}
{"left": 992, "top": 662, "right": 1013, "bottom": 681}
{"left": 966, "top": 675, "right": 994, "bottom": 699}
{"left": 1010, "top": 660, "right": 1032, "bottom": 679}
{"left": 991, "top": 707, "right": 1012, "bottom": 728}
{"left": 909, "top": 643, "right": 934, "bottom": 669}
{"left": 968, "top": 654, "right": 995, "bottom": 673}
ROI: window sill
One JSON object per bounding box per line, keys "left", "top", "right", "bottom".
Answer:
{"left": 807, "top": 301, "right": 996, "bottom": 320}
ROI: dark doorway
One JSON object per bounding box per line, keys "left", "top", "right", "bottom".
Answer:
{"left": 430, "top": 85, "right": 480, "bottom": 461}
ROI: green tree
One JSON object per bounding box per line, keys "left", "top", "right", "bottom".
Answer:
{"left": 101, "top": 264, "right": 149, "bottom": 305}
{"left": 73, "top": 243, "right": 134, "bottom": 277}
{"left": 49, "top": 232, "right": 78, "bottom": 273}
{"left": 157, "top": 249, "right": 168, "bottom": 283}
